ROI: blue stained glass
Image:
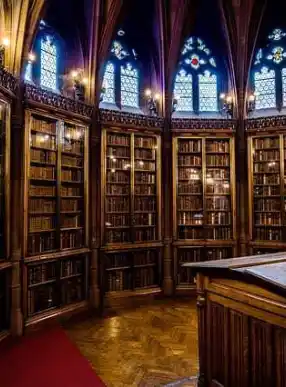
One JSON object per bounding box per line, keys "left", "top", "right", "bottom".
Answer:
{"left": 120, "top": 63, "right": 139, "bottom": 108}
{"left": 282, "top": 68, "right": 286, "bottom": 107}
{"left": 254, "top": 67, "right": 276, "bottom": 109}
{"left": 40, "top": 36, "right": 57, "bottom": 90}
{"left": 25, "top": 62, "right": 33, "bottom": 82}
{"left": 198, "top": 71, "right": 218, "bottom": 111}
{"left": 102, "top": 62, "right": 115, "bottom": 104}
{"left": 174, "top": 69, "right": 193, "bottom": 111}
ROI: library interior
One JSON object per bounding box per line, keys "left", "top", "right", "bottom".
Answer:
{"left": 0, "top": 0, "right": 286, "bottom": 386}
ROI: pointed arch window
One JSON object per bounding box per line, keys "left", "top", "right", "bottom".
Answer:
{"left": 102, "top": 62, "right": 115, "bottom": 104}
{"left": 101, "top": 31, "right": 140, "bottom": 110}
{"left": 252, "top": 28, "right": 286, "bottom": 112}
{"left": 173, "top": 37, "right": 219, "bottom": 114}
{"left": 40, "top": 36, "right": 57, "bottom": 90}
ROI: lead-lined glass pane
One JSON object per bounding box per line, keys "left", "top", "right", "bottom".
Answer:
{"left": 40, "top": 37, "right": 57, "bottom": 91}
{"left": 121, "top": 64, "right": 139, "bottom": 108}
{"left": 174, "top": 70, "right": 193, "bottom": 111}
{"left": 102, "top": 62, "right": 115, "bottom": 104}
{"left": 254, "top": 67, "right": 276, "bottom": 109}
{"left": 198, "top": 72, "right": 218, "bottom": 111}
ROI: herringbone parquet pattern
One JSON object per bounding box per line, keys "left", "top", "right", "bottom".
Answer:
{"left": 65, "top": 299, "right": 198, "bottom": 387}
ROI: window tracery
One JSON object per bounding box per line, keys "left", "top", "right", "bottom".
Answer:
{"left": 252, "top": 28, "right": 286, "bottom": 111}
{"left": 173, "top": 36, "right": 219, "bottom": 114}
{"left": 101, "top": 30, "right": 139, "bottom": 110}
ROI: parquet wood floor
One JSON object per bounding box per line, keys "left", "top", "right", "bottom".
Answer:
{"left": 65, "top": 299, "right": 199, "bottom": 387}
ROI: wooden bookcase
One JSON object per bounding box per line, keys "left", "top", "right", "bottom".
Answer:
{"left": 173, "top": 135, "right": 236, "bottom": 290}
{"left": 100, "top": 128, "right": 162, "bottom": 301}
{"left": 248, "top": 133, "right": 286, "bottom": 253}
{"left": 22, "top": 109, "right": 89, "bottom": 321}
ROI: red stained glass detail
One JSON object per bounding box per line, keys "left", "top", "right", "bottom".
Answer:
{"left": 191, "top": 58, "right": 199, "bottom": 66}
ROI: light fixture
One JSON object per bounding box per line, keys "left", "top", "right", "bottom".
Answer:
{"left": 28, "top": 52, "right": 36, "bottom": 62}
{"left": 247, "top": 92, "right": 257, "bottom": 113}
{"left": 220, "top": 93, "right": 234, "bottom": 117}
{"left": 144, "top": 89, "right": 160, "bottom": 116}
{"left": 71, "top": 70, "right": 79, "bottom": 79}
{"left": 0, "top": 37, "right": 10, "bottom": 67}
{"left": 172, "top": 96, "right": 180, "bottom": 113}
{"left": 2, "top": 37, "right": 10, "bottom": 47}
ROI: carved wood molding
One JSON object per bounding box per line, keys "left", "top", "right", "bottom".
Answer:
{"left": 171, "top": 118, "right": 236, "bottom": 132}
{"left": 24, "top": 84, "right": 94, "bottom": 119}
{"left": 0, "top": 67, "right": 18, "bottom": 97}
{"left": 99, "top": 109, "right": 164, "bottom": 130}
{"left": 246, "top": 116, "right": 286, "bottom": 132}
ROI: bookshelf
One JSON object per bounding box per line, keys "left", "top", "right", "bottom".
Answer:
{"left": 248, "top": 134, "right": 286, "bottom": 251}
{"left": 101, "top": 129, "right": 162, "bottom": 297}
{"left": 23, "top": 111, "right": 88, "bottom": 257}
{"left": 173, "top": 136, "right": 236, "bottom": 288}
{"left": 0, "top": 99, "right": 10, "bottom": 260}
{"left": 25, "top": 254, "right": 87, "bottom": 318}
{"left": 102, "top": 249, "right": 161, "bottom": 293}
{"left": 102, "top": 130, "right": 161, "bottom": 245}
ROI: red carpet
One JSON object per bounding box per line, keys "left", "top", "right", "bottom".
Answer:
{"left": 0, "top": 327, "right": 105, "bottom": 387}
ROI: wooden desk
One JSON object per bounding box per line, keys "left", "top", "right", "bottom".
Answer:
{"left": 185, "top": 252, "right": 286, "bottom": 387}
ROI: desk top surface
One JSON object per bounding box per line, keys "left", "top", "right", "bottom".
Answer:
{"left": 184, "top": 252, "right": 286, "bottom": 292}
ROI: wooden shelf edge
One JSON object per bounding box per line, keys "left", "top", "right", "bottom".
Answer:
{"left": 24, "top": 248, "right": 91, "bottom": 263}
{"left": 0, "top": 261, "right": 12, "bottom": 271}
{"left": 105, "top": 287, "right": 162, "bottom": 299}
{"left": 249, "top": 241, "right": 286, "bottom": 248}
{"left": 173, "top": 240, "right": 237, "bottom": 247}
{"left": 0, "top": 330, "right": 10, "bottom": 343}
{"left": 25, "top": 300, "right": 88, "bottom": 328}
{"left": 101, "top": 242, "right": 164, "bottom": 252}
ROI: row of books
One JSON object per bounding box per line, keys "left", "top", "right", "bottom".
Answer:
{"left": 63, "top": 126, "right": 84, "bottom": 141}
{"left": 254, "top": 149, "right": 279, "bottom": 162}
{"left": 178, "top": 140, "right": 201, "bottom": 153}
{"left": 254, "top": 228, "right": 281, "bottom": 241}
{"left": 206, "top": 155, "right": 229, "bottom": 167}
{"left": 178, "top": 155, "right": 202, "bottom": 166}
{"left": 61, "top": 215, "right": 82, "bottom": 229}
{"left": 206, "top": 141, "right": 230, "bottom": 153}
{"left": 178, "top": 227, "right": 232, "bottom": 240}
{"left": 30, "top": 166, "right": 55, "bottom": 180}
{"left": 255, "top": 213, "right": 281, "bottom": 225}
{"left": 29, "top": 199, "right": 56, "bottom": 213}
{"left": 31, "top": 118, "right": 56, "bottom": 134}
{"left": 107, "top": 147, "right": 130, "bottom": 158}
{"left": 62, "top": 141, "right": 83, "bottom": 155}
{"left": 253, "top": 137, "right": 279, "bottom": 149}
{"left": 31, "top": 149, "right": 56, "bottom": 164}
{"left": 107, "top": 134, "right": 130, "bottom": 146}
{"left": 254, "top": 198, "right": 281, "bottom": 211}
{"left": 27, "top": 229, "right": 84, "bottom": 255}
{"left": 28, "top": 262, "right": 56, "bottom": 285}
{"left": 105, "top": 228, "right": 157, "bottom": 243}
{"left": 134, "top": 137, "right": 155, "bottom": 149}
{"left": 254, "top": 174, "right": 280, "bottom": 185}
{"left": 29, "top": 216, "right": 55, "bottom": 232}
{"left": 135, "top": 149, "right": 155, "bottom": 160}
{"left": 62, "top": 155, "right": 83, "bottom": 168}
{"left": 61, "top": 169, "right": 82, "bottom": 182}
{"left": 31, "top": 134, "right": 56, "bottom": 150}
{"left": 253, "top": 163, "right": 279, "bottom": 173}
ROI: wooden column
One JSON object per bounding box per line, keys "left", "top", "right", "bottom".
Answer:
{"left": 89, "top": 113, "right": 101, "bottom": 309}
{"left": 162, "top": 118, "right": 173, "bottom": 295}
{"left": 10, "top": 86, "right": 24, "bottom": 336}
{"left": 236, "top": 90, "right": 248, "bottom": 257}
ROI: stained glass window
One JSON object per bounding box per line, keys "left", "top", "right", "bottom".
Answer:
{"left": 254, "top": 67, "right": 276, "bottom": 109}
{"left": 102, "top": 62, "right": 115, "bottom": 104}
{"left": 40, "top": 36, "right": 57, "bottom": 90}
{"left": 174, "top": 36, "right": 219, "bottom": 114}
{"left": 120, "top": 63, "right": 139, "bottom": 108}
{"left": 174, "top": 70, "right": 193, "bottom": 111}
{"left": 199, "top": 71, "right": 218, "bottom": 111}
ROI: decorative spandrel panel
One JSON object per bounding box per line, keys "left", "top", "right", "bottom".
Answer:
{"left": 40, "top": 37, "right": 57, "bottom": 91}
{"left": 254, "top": 67, "right": 276, "bottom": 109}
{"left": 120, "top": 64, "right": 139, "bottom": 108}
